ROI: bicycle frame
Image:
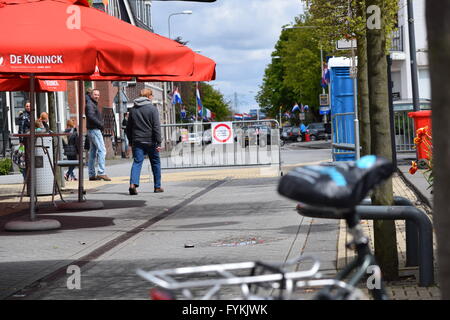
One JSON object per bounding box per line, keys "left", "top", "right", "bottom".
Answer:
{"left": 314, "top": 211, "right": 388, "bottom": 300}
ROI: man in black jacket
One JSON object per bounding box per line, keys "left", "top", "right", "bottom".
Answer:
{"left": 126, "top": 88, "right": 163, "bottom": 195}
{"left": 18, "top": 101, "right": 31, "bottom": 141}
{"left": 86, "top": 89, "right": 111, "bottom": 181}
{"left": 17, "top": 101, "right": 31, "bottom": 179}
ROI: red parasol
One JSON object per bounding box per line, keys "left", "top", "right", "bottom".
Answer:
{"left": 0, "top": 0, "right": 203, "bottom": 228}
{"left": 138, "top": 53, "right": 216, "bottom": 82}
{"left": 0, "top": 0, "right": 195, "bottom": 77}
{"left": 8, "top": 52, "right": 216, "bottom": 82}
{"left": 0, "top": 78, "right": 67, "bottom": 92}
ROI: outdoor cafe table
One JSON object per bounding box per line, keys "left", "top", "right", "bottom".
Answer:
{"left": 13, "top": 132, "right": 104, "bottom": 212}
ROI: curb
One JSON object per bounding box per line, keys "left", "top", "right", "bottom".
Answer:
{"left": 396, "top": 167, "right": 433, "bottom": 209}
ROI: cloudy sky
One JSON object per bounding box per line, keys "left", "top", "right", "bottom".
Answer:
{"left": 151, "top": 0, "right": 304, "bottom": 113}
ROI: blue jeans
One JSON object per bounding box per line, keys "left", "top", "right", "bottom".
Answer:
{"left": 87, "top": 129, "right": 106, "bottom": 177}
{"left": 130, "top": 142, "right": 161, "bottom": 189}
{"left": 66, "top": 155, "right": 77, "bottom": 178}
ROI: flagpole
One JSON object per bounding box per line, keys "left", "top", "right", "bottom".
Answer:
{"left": 279, "top": 106, "right": 282, "bottom": 128}
{"left": 321, "top": 47, "right": 328, "bottom": 124}
{"left": 195, "top": 82, "right": 198, "bottom": 123}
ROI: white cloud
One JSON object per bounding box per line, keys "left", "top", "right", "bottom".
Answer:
{"left": 152, "top": 0, "right": 303, "bottom": 112}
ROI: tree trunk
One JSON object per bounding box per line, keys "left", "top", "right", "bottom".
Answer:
{"left": 356, "top": 0, "right": 371, "bottom": 157}
{"left": 426, "top": 1, "right": 450, "bottom": 299}
{"left": 365, "top": 0, "right": 398, "bottom": 280}
{"left": 356, "top": 33, "right": 371, "bottom": 156}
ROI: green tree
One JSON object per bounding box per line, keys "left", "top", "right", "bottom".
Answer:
{"left": 305, "top": 0, "right": 399, "bottom": 279}
{"left": 256, "top": 54, "right": 296, "bottom": 123}
{"left": 365, "top": 0, "right": 398, "bottom": 280}
{"left": 305, "top": 0, "right": 395, "bottom": 156}
{"left": 256, "top": 15, "right": 323, "bottom": 126}
{"left": 305, "top": 0, "right": 372, "bottom": 155}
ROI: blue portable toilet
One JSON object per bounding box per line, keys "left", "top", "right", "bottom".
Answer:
{"left": 328, "top": 57, "right": 356, "bottom": 161}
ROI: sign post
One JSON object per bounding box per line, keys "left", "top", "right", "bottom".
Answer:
{"left": 319, "top": 94, "right": 329, "bottom": 106}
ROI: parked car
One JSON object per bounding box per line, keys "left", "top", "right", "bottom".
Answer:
{"left": 243, "top": 125, "right": 272, "bottom": 147}
{"left": 281, "top": 126, "right": 302, "bottom": 142}
{"left": 187, "top": 132, "right": 202, "bottom": 145}
{"left": 202, "top": 129, "right": 212, "bottom": 145}
{"left": 307, "top": 122, "right": 326, "bottom": 141}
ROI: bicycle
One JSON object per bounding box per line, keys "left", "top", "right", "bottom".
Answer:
{"left": 137, "top": 155, "right": 393, "bottom": 300}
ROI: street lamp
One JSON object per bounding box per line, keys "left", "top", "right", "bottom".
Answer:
{"left": 165, "top": 11, "right": 192, "bottom": 144}
{"left": 168, "top": 10, "right": 193, "bottom": 39}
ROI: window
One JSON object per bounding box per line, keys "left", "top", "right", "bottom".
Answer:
{"left": 0, "top": 92, "right": 7, "bottom": 155}
{"left": 146, "top": 2, "right": 152, "bottom": 29}
{"left": 113, "top": 0, "right": 121, "bottom": 20}
{"left": 12, "top": 92, "right": 28, "bottom": 132}
{"left": 142, "top": 7, "right": 147, "bottom": 24}
{"left": 136, "top": 0, "right": 142, "bottom": 20}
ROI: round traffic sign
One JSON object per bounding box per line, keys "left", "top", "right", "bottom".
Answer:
{"left": 213, "top": 123, "right": 232, "bottom": 143}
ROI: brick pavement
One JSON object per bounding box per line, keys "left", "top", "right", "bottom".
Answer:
{"left": 337, "top": 173, "right": 439, "bottom": 300}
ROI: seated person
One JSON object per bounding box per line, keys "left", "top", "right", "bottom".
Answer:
{"left": 35, "top": 119, "right": 46, "bottom": 132}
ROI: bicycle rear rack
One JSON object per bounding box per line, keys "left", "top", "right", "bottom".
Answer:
{"left": 137, "top": 255, "right": 366, "bottom": 300}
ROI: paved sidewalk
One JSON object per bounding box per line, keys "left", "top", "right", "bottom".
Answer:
{"left": 0, "top": 176, "right": 339, "bottom": 300}
{"left": 0, "top": 154, "right": 438, "bottom": 300}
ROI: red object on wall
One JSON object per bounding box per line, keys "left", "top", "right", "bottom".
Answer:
{"left": 408, "top": 110, "right": 432, "bottom": 132}
{"left": 408, "top": 110, "right": 432, "bottom": 160}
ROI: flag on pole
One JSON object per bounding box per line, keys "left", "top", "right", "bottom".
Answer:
{"left": 172, "top": 87, "right": 183, "bottom": 104}
{"left": 196, "top": 85, "right": 203, "bottom": 116}
{"left": 180, "top": 107, "right": 187, "bottom": 119}
{"left": 202, "top": 108, "right": 210, "bottom": 121}
{"left": 234, "top": 113, "right": 243, "bottom": 120}
{"left": 206, "top": 108, "right": 212, "bottom": 120}
{"left": 321, "top": 64, "right": 330, "bottom": 88}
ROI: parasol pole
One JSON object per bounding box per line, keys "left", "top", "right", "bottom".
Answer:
{"left": 54, "top": 80, "right": 103, "bottom": 211}
{"left": 29, "top": 74, "right": 36, "bottom": 220}
{"left": 78, "top": 80, "right": 84, "bottom": 202}
{"left": 4, "top": 75, "right": 61, "bottom": 231}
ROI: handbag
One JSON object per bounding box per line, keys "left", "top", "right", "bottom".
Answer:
{"left": 63, "top": 144, "right": 77, "bottom": 157}
{"left": 63, "top": 128, "right": 78, "bottom": 157}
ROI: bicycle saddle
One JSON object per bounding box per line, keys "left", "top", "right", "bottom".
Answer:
{"left": 278, "top": 155, "right": 394, "bottom": 209}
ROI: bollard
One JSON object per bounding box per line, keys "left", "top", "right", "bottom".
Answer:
{"left": 354, "top": 205, "right": 434, "bottom": 287}
{"left": 298, "top": 199, "right": 434, "bottom": 287}
{"left": 361, "top": 197, "right": 419, "bottom": 267}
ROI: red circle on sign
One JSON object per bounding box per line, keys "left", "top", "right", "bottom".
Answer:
{"left": 213, "top": 123, "right": 232, "bottom": 143}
